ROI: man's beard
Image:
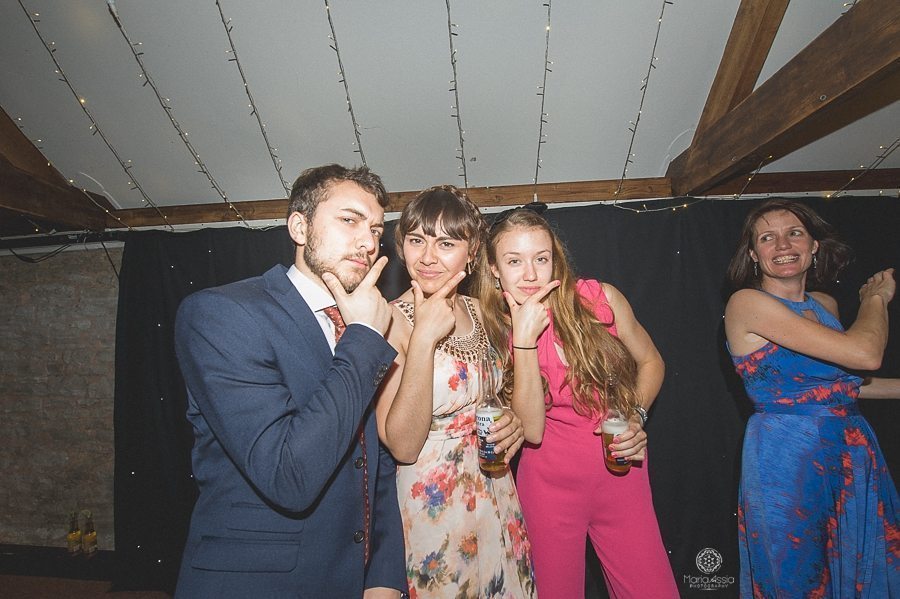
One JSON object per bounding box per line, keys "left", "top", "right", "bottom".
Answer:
{"left": 304, "top": 228, "right": 369, "bottom": 292}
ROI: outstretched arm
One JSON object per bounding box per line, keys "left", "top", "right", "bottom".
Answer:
{"left": 859, "top": 377, "right": 900, "bottom": 399}
{"left": 725, "top": 269, "right": 894, "bottom": 370}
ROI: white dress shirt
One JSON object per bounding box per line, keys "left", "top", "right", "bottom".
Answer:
{"left": 286, "top": 265, "right": 381, "bottom": 354}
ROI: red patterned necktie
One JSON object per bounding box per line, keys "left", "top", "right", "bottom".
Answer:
{"left": 322, "top": 305, "right": 370, "bottom": 564}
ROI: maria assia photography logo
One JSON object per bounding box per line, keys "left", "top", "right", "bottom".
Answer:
{"left": 684, "top": 547, "right": 735, "bottom": 591}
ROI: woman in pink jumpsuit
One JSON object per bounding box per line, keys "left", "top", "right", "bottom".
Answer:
{"left": 474, "top": 207, "right": 678, "bottom": 599}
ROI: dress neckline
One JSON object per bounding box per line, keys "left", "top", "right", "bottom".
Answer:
{"left": 394, "top": 295, "right": 478, "bottom": 340}
{"left": 393, "top": 295, "right": 488, "bottom": 364}
{"left": 766, "top": 291, "right": 814, "bottom": 309}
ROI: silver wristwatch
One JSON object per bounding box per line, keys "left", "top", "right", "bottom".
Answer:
{"left": 634, "top": 405, "right": 648, "bottom": 427}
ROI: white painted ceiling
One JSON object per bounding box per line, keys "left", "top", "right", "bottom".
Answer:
{"left": 1, "top": 0, "right": 897, "bottom": 212}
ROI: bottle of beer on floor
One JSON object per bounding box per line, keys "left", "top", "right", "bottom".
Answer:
{"left": 81, "top": 510, "right": 98, "bottom": 557}
{"left": 477, "top": 349, "right": 507, "bottom": 472}
{"left": 66, "top": 511, "right": 82, "bottom": 556}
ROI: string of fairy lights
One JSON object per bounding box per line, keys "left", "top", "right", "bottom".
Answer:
{"left": 16, "top": 0, "right": 163, "bottom": 231}
{"left": 8, "top": 2, "right": 898, "bottom": 245}
{"left": 733, "top": 156, "right": 773, "bottom": 200}
{"left": 828, "top": 136, "right": 900, "bottom": 198}
{"left": 531, "top": 1, "right": 553, "bottom": 202}
{"left": 323, "top": 0, "right": 367, "bottom": 167}
{"left": 214, "top": 0, "right": 291, "bottom": 195}
{"left": 614, "top": 0, "right": 674, "bottom": 200}
{"left": 842, "top": 1, "right": 859, "bottom": 14}
{"left": 105, "top": 0, "right": 249, "bottom": 227}
{"left": 10, "top": 116, "right": 137, "bottom": 235}
{"left": 445, "top": 0, "right": 469, "bottom": 189}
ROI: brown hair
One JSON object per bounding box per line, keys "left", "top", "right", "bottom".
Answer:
{"left": 394, "top": 185, "right": 486, "bottom": 264}
{"left": 286, "top": 163, "right": 388, "bottom": 221}
{"left": 727, "top": 199, "right": 853, "bottom": 291}
{"left": 472, "top": 208, "right": 639, "bottom": 417}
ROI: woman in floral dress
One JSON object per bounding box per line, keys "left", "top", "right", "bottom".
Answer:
{"left": 724, "top": 199, "right": 899, "bottom": 597}
{"left": 374, "top": 185, "right": 536, "bottom": 598}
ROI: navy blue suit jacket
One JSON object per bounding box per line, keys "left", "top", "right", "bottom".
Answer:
{"left": 173, "top": 265, "right": 404, "bottom": 598}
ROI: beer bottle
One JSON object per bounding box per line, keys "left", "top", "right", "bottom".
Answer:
{"left": 66, "top": 511, "right": 82, "bottom": 556}
{"left": 476, "top": 349, "right": 507, "bottom": 472}
{"left": 81, "top": 510, "right": 98, "bottom": 557}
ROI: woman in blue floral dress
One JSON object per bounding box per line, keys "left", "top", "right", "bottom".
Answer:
{"left": 724, "top": 199, "right": 900, "bottom": 597}
{"left": 375, "top": 185, "right": 536, "bottom": 598}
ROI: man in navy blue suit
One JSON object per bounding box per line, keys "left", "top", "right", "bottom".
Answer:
{"left": 174, "top": 164, "right": 405, "bottom": 598}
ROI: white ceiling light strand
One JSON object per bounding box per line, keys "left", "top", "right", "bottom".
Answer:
{"left": 214, "top": 0, "right": 290, "bottom": 195}
{"left": 11, "top": 118, "right": 135, "bottom": 233}
{"left": 614, "top": 0, "right": 674, "bottom": 199}
{"left": 532, "top": 1, "right": 553, "bottom": 199}
{"left": 323, "top": 0, "right": 367, "bottom": 167}
{"left": 613, "top": 197, "right": 708, "bottom": 214}
{"left": 17, "top": 1, "right": 168, "bottom": 230}
{"left": 105, "top": 0, "right": 249, "bottom": 227}
{"left": 445, "top": 0, "right": 468, "bottom": 189}
{"left": 731, "top": 155, "right": 772, "bottom": 201}
{"left": 828, "top": 135, "right": 900, "bottom": 199}
{"left": 78, "top": 187, "right": 135, "bottom": 232}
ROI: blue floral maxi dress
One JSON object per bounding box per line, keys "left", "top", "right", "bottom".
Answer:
{"left": 729, "top": 294, "right": 899, "bottom": 598}
{"left": 393, "top": 297, "right": 536, "bottom": 598}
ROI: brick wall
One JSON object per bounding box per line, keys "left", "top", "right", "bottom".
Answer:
{"left": 0, "top": 247, "right": 122, "bottom": 550}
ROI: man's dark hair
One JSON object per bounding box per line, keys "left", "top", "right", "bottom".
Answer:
{"left": 286, "top": 164, "right": 388, "bottom": 221}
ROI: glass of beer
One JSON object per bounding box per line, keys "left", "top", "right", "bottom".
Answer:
{"left": 602, "top": 408, "right": 630, "bottom": 474}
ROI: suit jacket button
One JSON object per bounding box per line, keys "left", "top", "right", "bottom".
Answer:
{"left": 373, "top": 363, "right": 389, "bottom": 385}
{"left": 353, "top": 530, "right": 365, "bottom": 543}
{"left": 354, "top": 456, "right": 365, "bottom": 469}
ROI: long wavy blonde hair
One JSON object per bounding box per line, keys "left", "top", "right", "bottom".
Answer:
{"left": 471, "top": 209, "right": 639, "bottom": 418}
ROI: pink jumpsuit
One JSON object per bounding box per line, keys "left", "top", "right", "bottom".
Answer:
{"left": 515, "top": 279, "right": 678, "bottom": 599}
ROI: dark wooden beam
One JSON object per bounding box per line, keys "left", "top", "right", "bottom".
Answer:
{"left": 0, "top": 105, "right": 70, "bottom": 187}
{"left": 693, "top": 0, "right": 789, "bottom": 140}
{"left": 106, "top": 177, "right": 673, "bottom": 228}
{"left": 0, "top": 105, "right": 116, "bottom": 231}
{"left": 98, "top": 167, "right": 900, "bottom": 230}
{"left": 668, "top": 0, "right": 900, "bottom": 196}
{"left": 0, "top": 156, "right": 107, "bottom": 231}
{"left": 706, "top": 168, "right": 900, "bottom": 195}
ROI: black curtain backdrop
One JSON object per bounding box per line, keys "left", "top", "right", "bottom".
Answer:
{"left": 113, "top": 197, "right": 900, "bottom": 597}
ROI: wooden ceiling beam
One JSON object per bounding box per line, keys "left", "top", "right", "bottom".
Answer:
{"left": 705, "top": 168, "right": 900, "bottom": 195}
{"left": 105, "top": 177, "right": 674, "bottom": 228}
{"left": 693, "top": 0, "right": 789, "bottom": 141}
{"left": 667, "top": 0, "right": 900, "bottom": 196}
{"left": 0, "top": 156, "right": 107, "bottom": 230}
{"left": 0, "top": 105, "right": 70, "bottom": 188}
{"left": 103, "top": 166, "right": 900, "bottom": 231}
{"left": 0, "top": 105, "right": 115, "bottom": 231}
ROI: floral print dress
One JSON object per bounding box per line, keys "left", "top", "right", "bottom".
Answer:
{"left": 729, "top": 293, "right": 899, "bottom": 598}
{"left": 393, "top": 296, "right": 536, "bottom": 599}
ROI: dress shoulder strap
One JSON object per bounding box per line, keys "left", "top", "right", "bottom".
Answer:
{"left": 392, "top": 300, "right": 415, "bottom": 326}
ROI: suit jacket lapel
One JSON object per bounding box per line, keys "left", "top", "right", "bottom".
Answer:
{"left": 264, "top": 265, "right": 382, "bottom": 488}
{"left": 262, "top": 265, "right": 331, "bottom": 373}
